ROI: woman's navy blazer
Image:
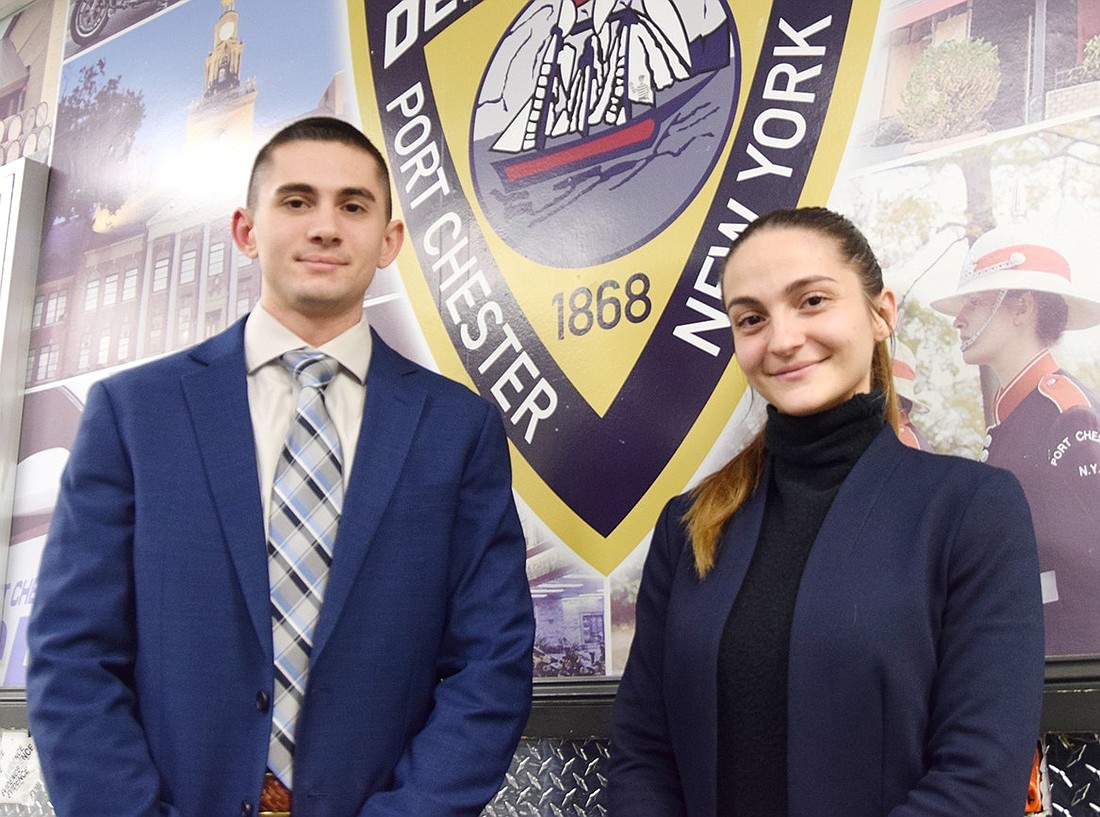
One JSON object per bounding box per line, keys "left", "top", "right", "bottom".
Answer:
{"left": 611, "top": 426, "right": 1044, "bottom": 816}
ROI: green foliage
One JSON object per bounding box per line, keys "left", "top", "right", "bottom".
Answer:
{"left": 49, "top": 59, "right": 146, "bottom": 223}
{"left": 851, "top": 190, "right": 941, "bottom": 272}
{"left": 899, "top": 38, "right": 1001, "bottom": 142}
{"left": 1083, "top": 35, "right": 1100, "bottom": 82}
{"left": 610, "top": 564, "right": 640, "bottom": 622}
{"left": 896, "top": 300, "right": 986, "bottom": 458}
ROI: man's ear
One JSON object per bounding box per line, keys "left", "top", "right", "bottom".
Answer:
{"left": 231, "top": 208, "right": 259, "bottom": 259}
{"left": 379, "top": 219, "right": 405, "bottom": 268}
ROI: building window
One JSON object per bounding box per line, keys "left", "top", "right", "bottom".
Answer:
{"left": 35, "top": 348, "right": 48, "bottom": 382}
{"left": 45, "top": 345, "right": 59, "bottom": 380}
{"left": 208, "top": 242, "right": 225, "bottom": 276}
{"left": 118, "top": 326, "right": 131, "bottom": 360}
{"left": 103, "top": 274, "right": 119, "bottom": 306}
{"left": 237, "top": 248, "right": 253, "bottom": 268}
{"left": 77, "top": 335, "right": 91, "bottom": 371}
{"left": 45, "top": 292, "right": 66, "bottom": 324}
{"left": 236, "top": 294, "right": 251, "bottom": 317}
{"left": 149, "top": 313, "right": 164, "bottom": 349}
{"left": 84, "top": 279, "right": 100, "bottom": 311}
{"left": 97, "top": 331, "right": 111, "bottom": 366}
{"left": 178, "top": 306, "right": 192, "bottom": 346}
{"left": 179, "top": 249, "right": 197, "bottom": 285}
{"left": 25, "top": 353, "right": 34, "bottom": 386}
{"left": 32, "top": 296, "right": 44, "bottom": 327}
{"left": 205, "top": 309, "right": 223, "bottom": 338}
{"left": 122, "top": 268, "right": 138, "bottom": 300}
{"left": 152, "top": 257, "right": 170, "bottom": 292}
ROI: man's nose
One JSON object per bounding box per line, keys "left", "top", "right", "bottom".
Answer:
{"left": 308, "top": 208, "right": 340, "bottom": 242}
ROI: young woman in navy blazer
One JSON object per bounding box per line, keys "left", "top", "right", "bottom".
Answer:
{"left": 610, "top": 208, "right": 1044, "bottom": 816}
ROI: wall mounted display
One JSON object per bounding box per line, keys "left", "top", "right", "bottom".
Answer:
{"left": 5, "top": 0, "right": 1100, "bottom": 701}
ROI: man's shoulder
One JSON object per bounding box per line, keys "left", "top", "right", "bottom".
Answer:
{"left": 372, "top": 332, "right": 491, "bottom": 410}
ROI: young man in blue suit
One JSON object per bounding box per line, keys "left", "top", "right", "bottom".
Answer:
{"left": 26, "top": 117, "right": 535, "bottom": 817}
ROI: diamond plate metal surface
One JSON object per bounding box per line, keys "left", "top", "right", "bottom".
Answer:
{"left": 2, "top": 732, "right": 1098, "bottom": 815}
{"left": 481, "top": 739, "right": 609, "bottom": 817}
{"left": 1045, "top": 734, "right": 1100, "bottom": 816}
{"left": 0, "top": 788, "right": 52, "bottom": 817}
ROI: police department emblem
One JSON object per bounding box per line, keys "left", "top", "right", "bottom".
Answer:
{"left": 470, "top": 0, "right": 738, "bottom": 266}
{"left": 350, "top": 0, "right": 872, "bottom": 573}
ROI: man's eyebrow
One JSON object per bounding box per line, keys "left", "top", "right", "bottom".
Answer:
{"left": 273, "top": 182, "right": 316, "bottom": 198}
{"left": 724, "top": 275, "right": 838, "bottom": 312}
{"left": 272, "top": 183, "right": 377, "bottom": 201}
{"left": 339, "top": 187, "right": 377, "bottom": 201}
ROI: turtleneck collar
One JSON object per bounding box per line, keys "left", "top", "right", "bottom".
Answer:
{"left": 764, "top": 390, "right": 886, "bottom": 480}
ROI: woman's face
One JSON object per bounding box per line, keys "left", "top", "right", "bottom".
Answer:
{"left": 722, "top": 227, "right": 896, "bottom": 416}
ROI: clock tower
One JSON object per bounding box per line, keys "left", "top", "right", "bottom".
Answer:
{"left": 204, "top": 0, "right": 242, "bottom": 96}
{"left": 186, "top": 0, "right": 256, "bottom": 146}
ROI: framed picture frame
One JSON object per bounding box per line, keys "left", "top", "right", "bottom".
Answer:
{"left": 0, "top": 158, "right": 48, "bottom": 611}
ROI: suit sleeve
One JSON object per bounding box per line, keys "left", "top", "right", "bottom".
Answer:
{"left": 357, "top": 404, "right": 534, "bottom": 817}
{"left": 26, "top": 382, "right": 179, "bottom": 817}
{"left": 888, "top": 468, "right": 1044, "bottom": 816}
{"left": 608, "top": 498, "right": 689, "bottom": 816}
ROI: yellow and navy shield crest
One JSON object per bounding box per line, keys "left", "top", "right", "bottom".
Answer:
{"left": 349, "top": 0, "right": 876, "bottom": 574}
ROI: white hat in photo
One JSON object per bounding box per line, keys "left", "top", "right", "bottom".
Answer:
{"left": 930, "top": 224, "right": 1100, "bottom": 330}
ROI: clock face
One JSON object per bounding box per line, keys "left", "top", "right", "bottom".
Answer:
{"left": 219, "top": 19, "right": 236, "bottom": 41}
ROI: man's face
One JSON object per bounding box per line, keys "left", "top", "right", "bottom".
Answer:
{"left": 232, "top": 139, "right": 403, "bottom": 335}
{"left": 952, "top": 291, "right": 1016, "bottom": 366}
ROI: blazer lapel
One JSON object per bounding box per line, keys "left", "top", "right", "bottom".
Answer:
{"left": 802, "top": 426, "right": 903, "bottom": 572}
{"left": 310, "top": 332, "right": 426, "bottom": 664}
{"left": 786, "top": 426, "right": 905, "bottom": 814}
{"left": 665, "top": 470, "right": 769, "bottom": 817}
{"left": 181, "top": 320, "right": 272, "bottom": 658}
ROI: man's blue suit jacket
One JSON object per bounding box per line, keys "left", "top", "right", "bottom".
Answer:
{"left": 26, "top": 318, "right": 535, "bottom": 817}
{"left": 610, "top": 428, "right": 1045, "bottom": 816}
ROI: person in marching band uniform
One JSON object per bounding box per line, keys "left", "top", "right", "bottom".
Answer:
{"left": 892, "top": 341, "right": 934, "bottom": 452}
{"left": 932, "top": 224, "right": 1100, "bottom": 657}
{"left": 610, "top": 207, "right": 1043, "bottom": 817}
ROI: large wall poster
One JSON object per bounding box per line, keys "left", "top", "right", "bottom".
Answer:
{"left": 352, "top": 0, "right": 1100, "bottom": 672}
{"left": 5, "top": 0, "right": 1100, "bottom": 686}
{"left": 351, "top": 0, "right": 878, "bottom": 675}
{"left": 1, "top": 0, "right": 358, "bottom": 685}
{"left": 0, "top": 0, "right": 63, "bottom": 686}
{"left": 830, "top": 0, "right": 1100, "bottom": 659}
{"left": 0, "top": 0, "right": 62, "bottom": 168}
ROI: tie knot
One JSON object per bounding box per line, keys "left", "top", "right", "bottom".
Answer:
{"left": 281, "top": 350, "right": 339, "bottom": 390}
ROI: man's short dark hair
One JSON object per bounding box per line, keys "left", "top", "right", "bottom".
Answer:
{"left": 246, "top": 116, "right": 392, "bottom": 218}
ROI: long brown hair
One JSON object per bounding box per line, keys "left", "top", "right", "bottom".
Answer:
{"left": 685, "top": 207, "right": 900, "bottom": 577}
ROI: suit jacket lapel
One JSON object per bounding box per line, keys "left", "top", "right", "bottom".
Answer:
{"left": 181, "top": 319, "right": 272, "bottom": 658}
{"left": 786, "top": 426, "right": 904, "bottom": 814}
{"left": 665, "top": 470, "right": 769, "bottom": 817}
{"left": 801, "top": 426, "right": 903, "bottom": 575}
{"left": 310, "top": 332, "right": 426, "bottom": 664}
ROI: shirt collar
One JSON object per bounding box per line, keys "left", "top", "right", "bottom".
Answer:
{"left": 244, "top": 304, "right": 372, "bottom": 384}
{"left": 993, "top": 349, "right": 1057, "bottom": 423}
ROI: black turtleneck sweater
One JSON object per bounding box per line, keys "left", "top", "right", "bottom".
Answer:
{"left": 716, "top": 391, "right": 885, "bottom": 816}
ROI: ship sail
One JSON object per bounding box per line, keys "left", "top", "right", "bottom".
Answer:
{"left": 491, "top": 0, "right": 728, "bottom": 179}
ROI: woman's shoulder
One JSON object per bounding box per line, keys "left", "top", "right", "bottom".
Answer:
{"left": 886, "top": 436, "right": 1025, "bottom": 504}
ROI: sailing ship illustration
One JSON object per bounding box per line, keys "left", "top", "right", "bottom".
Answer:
{"left": 490, "top": 0, "right": 732, "bottom": 185}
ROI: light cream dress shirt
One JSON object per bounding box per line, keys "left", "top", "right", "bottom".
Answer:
{"left": 243, "top": 304, "right": 372, "bottom": 532}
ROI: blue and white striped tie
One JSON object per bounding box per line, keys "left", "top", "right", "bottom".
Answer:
{"left": 267, "top": 350, "right": 343, "bottom": 788}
